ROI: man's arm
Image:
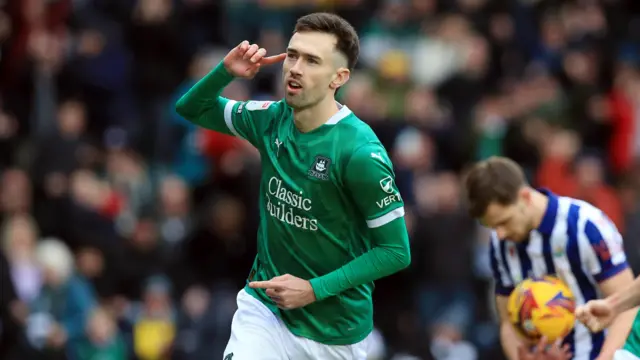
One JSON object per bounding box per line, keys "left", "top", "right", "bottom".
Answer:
{"left": 310, "top": 217, "right": 410, "bottom": 300}
{"left": 309, "top": 143, "right": 410, "bottom": 300}
{"left": 488, "top": 232, "right": 523, "bottom": 360}
{"left": 175, "top": 42, "right": 286, "bottom": 147}
{"left": 496, "top": 295, "right": 525, "bottom": 360}
{"left": 581, "top": 214, "right": 636, "bottom": 359}
{"left": 596, "top": 270, "right": 637, "bottom": 360}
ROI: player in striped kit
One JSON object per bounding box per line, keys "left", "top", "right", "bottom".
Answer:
{"left": 464, "top": 157, "right": 636, "bottom": 360}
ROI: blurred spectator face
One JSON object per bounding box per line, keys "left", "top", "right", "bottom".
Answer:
{"left": 2, "top": 215, "right": 38, "bottom": 262}
{"left": 134, "top": 0, "right": 173, "bottom": 23}
{"left": 0, "top": 107, "right": 17, "bottom": 140}
{"left": 456, "top": 0, "right": 486, "bottom": 13}
{"left": 0, "top": 10, "right": 10, "bottom": 44}
{"left": 490, "top": 13, "right": 514, "bottom": 43}
{"left": 563, "top": 51, "right": 596, "bottom": 85}
{"left": 462, "top": 36, "right": 489, "bottom": 76}
{"left": 379, "top": 0, "right": 409, "bottom": 26}
{"left": 70, "top": 170, "right": 108, "bottom": 209}
{"left": 143, "top": 278, "right": 172, "bottom": 315}
{"left": 413, "top": 175, "right": 439, "bottom": 213}
{"left": 393, "top": 128, "right": 434, "bottom": 171}
{"left": 541, "top": 130, "right": 580, "bottom": 161}
{"left": 106, "top": 150, "right": 144, "bottom": 183}
{"left": 87, "top": 308, "right": 117, "bottom": 346}
{"left": 343, "top": 74, "right": 375, "bottom": 111}
{"left": 159, "top": 175, "right": 189, "bottom": 216}
{"left": 436, "top": 15, "right": 470, "bottom": 42}
{"left": 411, "top": 0, "right": 436, "bottom": 16}
{"left": 132, "top": 219, "right": 159, "bottom": 250}
{"left": 76, "top": 247, "right": 105, "bottom": 279}
{"left": 575, "top": 156, "right": 604, "bottom": 189}
{"left": 189, "top": 50, "right": 224, "bottom": 80}
{"left": 57, "top": 100, "right": 86, "bottom": 137}
{"left": 282, "top": 31, "right": 350, "bottom": 111}
{"left": 1, "top": 169, "right": 32, "bottom": 214}
{"left": 540, "top": 14, "right": 566, "bottom": 50}
{"left": 342, "top": 74, "right": 388, "bottom": 120}
{"left": 435, "top": 173, "right": 461, "bottom": 212}
{"left": 212, "top": 196, "right": 244, "bottom": 235}
{"left": 35, "top": 239, "right": 74, "bottom": 287}
{"left": 182, "top": 286, "right": 210, "bottom": 319}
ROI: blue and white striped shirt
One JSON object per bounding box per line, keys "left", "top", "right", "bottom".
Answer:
{"left": 490, "top": 189, "right": 629, "bottom": 360}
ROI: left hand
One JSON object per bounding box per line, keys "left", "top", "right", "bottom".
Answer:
{"left": 575, "top": 298, "right": 617, "bottom": 333}
{"left": 249, "top": 274, "right": 317, "bottom": 310}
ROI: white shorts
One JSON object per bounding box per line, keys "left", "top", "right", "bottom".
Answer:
{"left": 614, "top": 349, "right": 640, "bottom": 360}
{"left": 222, "top": 289, "right": 373, "bottom": 360}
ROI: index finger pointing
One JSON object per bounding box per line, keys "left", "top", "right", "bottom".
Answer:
{"left": 260, "top": 53, "right": 286, "bottom": 65}
{"left": 249, "top": 280, "right": 285, "bottom": 290}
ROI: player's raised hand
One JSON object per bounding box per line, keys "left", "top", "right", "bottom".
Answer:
{"left": 249, "top": 274, "right": 317, "bottom": 310}
{"left": 575, "top": 298, "right": 616, "bottom": 333}
{"left": 517, "top": 337, "right": 572, "bottom": 360}
{"left": 223, "top": 40, "right": 286, "bottom": 79}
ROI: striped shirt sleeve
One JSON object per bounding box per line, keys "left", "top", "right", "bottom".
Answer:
{"left": 581, "top": 212, "right": 629, "bottom": 282}
{"left": 489, "top": 232, "right": 514, "bottom": 296}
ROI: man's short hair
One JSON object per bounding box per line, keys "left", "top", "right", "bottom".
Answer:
{"left": 294, "top": 12, "right": 360, "bottom": 70}
{"left": 464, "top": 156, "right": 527, "bottom": 218}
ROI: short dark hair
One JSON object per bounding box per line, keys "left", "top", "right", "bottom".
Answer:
{"left": 294, "top": 12, "right": 360, "bottom": 70}
{"left": 464, "top": 156, "right": 527, "bottom": 218}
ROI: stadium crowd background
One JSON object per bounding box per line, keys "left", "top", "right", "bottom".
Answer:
{"left": 1, "top": 0, "right": 640, "bottom": 359}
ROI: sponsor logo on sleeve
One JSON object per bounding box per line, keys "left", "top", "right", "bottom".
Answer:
{"left": 376, "top": 176, "right": 402, "bottom": 208}
{"left": 245, "top": 101, "right": 273, "bottom": 111}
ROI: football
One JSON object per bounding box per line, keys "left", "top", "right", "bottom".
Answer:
{"left": 507, "top": 276, "right": 576, "bottom": 342}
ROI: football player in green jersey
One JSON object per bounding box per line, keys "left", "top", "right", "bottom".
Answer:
{"left": 577, "top": 279, "right": 640, "bottom": 360}
{"left": 175, "top": 12, "right": 411, "bottom": 360}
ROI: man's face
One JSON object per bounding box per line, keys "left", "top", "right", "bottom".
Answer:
{"left": 283, "top": 31, "right": 348, "bottom": 109}
{"left": 481, "top": 195, "right": 533, "bottom": 242}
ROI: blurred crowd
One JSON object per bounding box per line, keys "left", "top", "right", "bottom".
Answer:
{"left": 2, "top": 0, "right": 640, "bottom": 359}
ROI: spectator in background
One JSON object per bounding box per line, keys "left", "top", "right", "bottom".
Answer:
{"left": 26, "top": 238, "right": 95, "bottom": 359}
{"left": 124, "top": 275, "right": 176, "bottom": 360}
{"left": 2, "top": 0, "right": 640, "bottom": 359}
{"left": 0, "top": 249, "right": 24, "bottom": 360}
{"left": 75, "top": 307, "right": 127, "bottom": 360}
{"left": 1, "top": 214, "right": 42, "bottom": 304}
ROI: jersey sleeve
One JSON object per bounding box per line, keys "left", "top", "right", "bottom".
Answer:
{"left": 581, "top": 214, "right": 629, "bottom": 282}
{"left": 175, "top": 61, "right": 283, "bottom": 149}
{"left": 489, "top": 232, "right": 515, "bottom": 296}
{"left": 222, "top": 99, "right": 284, "bottom": 148}
{"left": 344, "top": 143, "right": 404, "bottom": 228}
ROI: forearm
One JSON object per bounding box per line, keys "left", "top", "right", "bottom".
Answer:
{"left": 598, "top": 307, "right": 637, "bottom": 359}
{"left": 175, "top": 62, "right": 235, "bottom": 132}
{"left": 309, "top": 218, "right": 410, "bottom": 300}
{"left": 610, "top": 276, "right": 640, "bottom": 315}
{"left": 500, "top": 322, "right": 523, "bottom": 360}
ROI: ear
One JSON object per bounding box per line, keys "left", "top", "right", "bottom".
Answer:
{"left": 519, "top": 187, "right": 532, "bottom": 204}
{"left": 330, "top": 68, "right": 350, "bottom": 90}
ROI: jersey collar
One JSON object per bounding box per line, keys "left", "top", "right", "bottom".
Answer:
{"left": 325, "top": 103, "right": 352, "bottom": 125}
{"left": 537, "top": 188, "right": 558, "bottom": 235}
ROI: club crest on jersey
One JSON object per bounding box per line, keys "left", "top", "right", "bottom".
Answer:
{"left": 308, "top": 155, "right": 331, "bottom": 180}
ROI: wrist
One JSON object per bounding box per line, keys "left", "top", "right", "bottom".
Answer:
{"left": 606, "top": 294, "right": 624, "bottom": 316}
{"left": 309, "top": 277, "right": 327, "bottom": 302}
{"left": 216, "top": 61, "right": 236, "bottom": 81}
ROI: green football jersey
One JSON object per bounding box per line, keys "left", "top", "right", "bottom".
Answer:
{"left": 226, "top": 99, "right": 403, "bottom": 344}
{"left": 175, "top": 63, "right": 409, "bottom": 347}
{"left": 623, "top": 311, "right": 640, "bottom": 356}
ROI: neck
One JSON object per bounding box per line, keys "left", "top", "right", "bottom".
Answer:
{"left": 293, "top": 96, "right": 339, "bottom": 133}
{"left": 529, "top": 188, "right": 549, "bottom": 230}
